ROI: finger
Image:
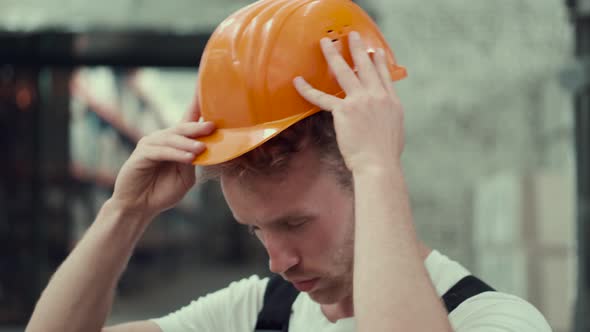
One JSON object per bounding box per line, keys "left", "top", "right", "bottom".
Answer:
{"left": 181, "top": 83, "right": 202, "bottom": 123}
{"left": 181, "top": 101, "right": 201, "bottom": 123}
{"left": 374, "top": 48, "right": 400, "bottom": 100}
{"left": 152, "top": 134, "right": 205, "bottom": 154}
{"left": 293, "top": 76, "right": 342, "bottom": 111}
{"left": 171, "top": 121, "right": 216, "bottom": 137}
{"left": 348, "top": 31, "right": 384, "bottom": 93}
{"left": 139, "top": 145, "right": 203, "bottom": 164}
{"left": 320, "top": 37, "right": 363, "bottom": 95}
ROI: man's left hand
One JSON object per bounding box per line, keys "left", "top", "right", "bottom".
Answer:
{"left": 293, "top": 31, "right": 405, "bottom": 174}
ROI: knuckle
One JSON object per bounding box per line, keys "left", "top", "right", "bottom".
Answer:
{"left": 137, "top": 136, "right": 150, "bottom": 147}
{"left": 181, "top": 121, "right": 198, "bottom": 130}
{"left": 164, "top": 135, "right": 177, "bottom": 146}
{"left": 391, "top": 98, "right": 403, "bottom": 109}
{"left": 375, "top": 95, "right": 391, "bottom": 106}
{"left": 324, "top": 44, "right": 338, "bottom": 55}
{"left": 342, "top": 98, "right": 358, "bottom": 110}
{"left": 312, "top": 90, "right": 325, "bottom": 99}
{"left": 303, "top": 85, "right": 315, "bottom": 94}
{"left": 194, "top": 124, "right": 208, "bottom": 135}
{"left": 353, "top": 95, "right": 370, "bottom": 105}
{"left": 329, "top": 59, "right": 345, "bottom": 71}
{"left": 396, "top": 103, "right": 405, "bottom": 115}
{"left": 371, "top": 91, "right": 389, "bottom": 101}
{"left": 176, "top": 122, "right": 192, "bottom": 132}
{"left": 154, "top": 128, "right": 170, "bottom": 137}
{"left": 152, "top": 148, "right": 166, "bottom": 160}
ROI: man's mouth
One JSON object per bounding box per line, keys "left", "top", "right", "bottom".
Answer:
{"left": 290, "top": 278, "right": 320, "bottom": 292}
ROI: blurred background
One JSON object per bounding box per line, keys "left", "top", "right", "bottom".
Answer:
{"left": 0, "top": 0, "right": 586, "bottom": 331}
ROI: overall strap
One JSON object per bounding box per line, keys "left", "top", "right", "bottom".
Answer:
{"left": 442, "top": 275, "right": 495, "bottom": 313}
{"left": 254, "top": 274, "right": 496, "bottom": 331}
{"left": 254, "top": 275, "right": 299, "bottom": 332}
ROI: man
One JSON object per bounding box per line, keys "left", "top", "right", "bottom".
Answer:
{"left": 25, "top": 0, "right": 552, "bottom": 331}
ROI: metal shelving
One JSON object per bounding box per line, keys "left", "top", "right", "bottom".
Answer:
{"left": 0, "top": 30, "right": 216, "bottom": 324}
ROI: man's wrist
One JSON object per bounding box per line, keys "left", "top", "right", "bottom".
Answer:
{"left": 351, "top": 160, "right": 404, "bottom": 181}
{"left": 101, "top": 198, "right": 155, "bottom": 228}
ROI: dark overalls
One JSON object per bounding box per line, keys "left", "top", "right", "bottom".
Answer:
{"left": 255, "top": 274, "right": 495, "bottom": 332}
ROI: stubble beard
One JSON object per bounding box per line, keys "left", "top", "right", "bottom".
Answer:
{"left": 308, "top": 220, "right": 355, "bottom": 304}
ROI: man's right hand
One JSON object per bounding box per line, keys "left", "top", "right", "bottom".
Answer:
{"left": 110, "top": 105, "right": 215, "bottom": 219}
{"left": 26, "top": 95, "right": 214, "bottom": 332}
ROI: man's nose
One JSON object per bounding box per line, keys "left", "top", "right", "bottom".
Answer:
{"left": 264, "top": 232, "right": 299, "bottom": 274}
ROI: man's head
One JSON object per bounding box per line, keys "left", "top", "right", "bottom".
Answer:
{"left": 201, "top": 112, "right": 355, "bottom": 304}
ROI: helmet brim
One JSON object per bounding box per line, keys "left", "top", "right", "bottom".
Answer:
{"left": 192, "top": 108, "right": 322, "bottom": 166}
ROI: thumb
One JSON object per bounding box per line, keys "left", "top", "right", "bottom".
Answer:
{"left": 181, "top": 81, "right": 202, "bottom": 122}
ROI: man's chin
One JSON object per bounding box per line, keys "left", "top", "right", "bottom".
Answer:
{"left": 307, "top": 285, "right": 349, "bottom": 305}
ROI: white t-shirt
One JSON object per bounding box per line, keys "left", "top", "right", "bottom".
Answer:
{"left": 152, "top": 250, "right": 552, "bottom": 331}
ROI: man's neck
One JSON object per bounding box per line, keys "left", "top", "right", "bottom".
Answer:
{"left": 320, "top": 243, "right": 433, "bottom": 323}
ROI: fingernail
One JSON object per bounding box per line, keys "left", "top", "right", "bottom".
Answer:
{"left": 185, "top": 152, "right": 194, "bottom": 158}
{"left": 193, "top": 141, "right": 202, "bottom": 149}
{"left": 349, "top": 31, "right": 360, "bottom": 41}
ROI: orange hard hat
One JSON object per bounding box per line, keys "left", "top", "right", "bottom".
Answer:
{"left": 193, "top": 0, "right": 407, "bottom": 165}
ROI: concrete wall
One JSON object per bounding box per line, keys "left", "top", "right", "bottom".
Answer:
{"left": 364, "top": 0, "right": 574, "bottom": 265}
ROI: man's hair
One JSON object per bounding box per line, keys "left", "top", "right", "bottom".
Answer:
{"left": 200, "top": 111, "right": 352, "bottom": 189}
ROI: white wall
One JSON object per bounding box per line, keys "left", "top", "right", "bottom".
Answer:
{"left": 364, "top": 0, "right": 574, "bottom": 264}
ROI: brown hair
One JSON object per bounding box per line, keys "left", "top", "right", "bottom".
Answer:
{"left": 200, "top": 111, "right": 352, "bottom": 189}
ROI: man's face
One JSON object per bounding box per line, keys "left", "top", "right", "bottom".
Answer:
{"left": 221, "top": 148, "right": 355, "bottom": 304}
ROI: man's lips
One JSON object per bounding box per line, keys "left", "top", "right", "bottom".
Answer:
{"left": 290, "top": 278, "right": 319, "bottom": 292}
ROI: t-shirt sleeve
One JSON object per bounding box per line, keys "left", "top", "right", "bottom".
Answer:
{"left": 451, "top": 291, "right": 553, "bottom": 332}
{"left": 150, "top": 275, "right": 269, "bottom": 332}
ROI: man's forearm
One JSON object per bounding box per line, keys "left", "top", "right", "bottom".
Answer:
{"left": 352, "top": 166, "right": 452, "bottom": 332}
{"left": 26, "top": 199, "right": 152, "bottom": 332}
